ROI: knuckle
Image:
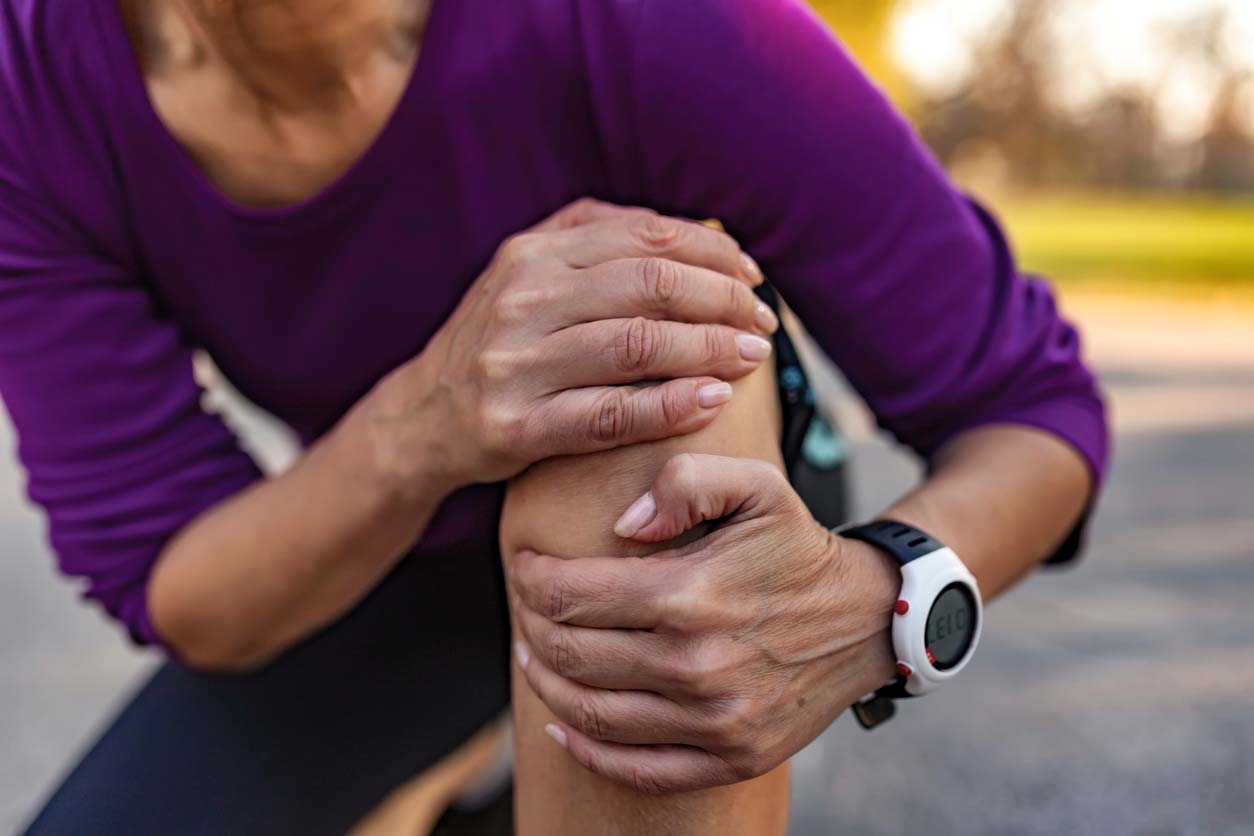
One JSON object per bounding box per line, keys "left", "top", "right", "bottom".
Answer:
{"left": 554, "top": 197, "right": 610, "bottom": 228}
{"left": 729, "top": 281, "right": 755, "bottom": 325}
{"left": 678, "top": 643, "right": 728, "bottom": 697}
{"left": 571, "top": 692, "right": 608, "bottom": 739}
{"left": 493, "top": 288, "right": 549, "bottom": 324}
{"left": 491, "top": 294, "right": 524, "bottom": 325}
{"left": 480, "top": 402, "right": 526, "bottom": 445}
{"left": 758, "top": 461, "right": 793, "bottom": 498}
{"left": 476, "top": 348, "right": 517, "bottom": 382}
{"left": 632, "top": 213, "right": 682, "bottom": 253}
{"left": 627, "top": 763, "right": 670, "bottom": 795}
{"left": 657, "top": 383, "right": 692, "bottom": 429}
{"left": 664, "top": 453, "right": 703, "bottom": 495}
{"left": 497, "top": 232, "right": 541, "bottom": 269}
{"left": 710, "top": 698, "right": 757, "bottom": 749}
{"left": 589, "top": 388, "right": 633, "bottom": 443}
{"left": 568, "top": 196, "right": 602, "bottom": 215}
{"left": 659, "top": 571, "right": 705, "bottom": 631}
{"left": 639, "top": 258, "right": 681, "bottom": 307}
{"left": 613, "top": 317, "right": 665, "bottom": 373}
{"left": 667, "top": 654, "right": 704, "bottom": 694}
{"left": 544, "top": 627, "right": 580, "bottom": 678}
{"left": 542, "top": 574, "right": 575, "bottom": 621}
{"left": 702, "top": 325, "right": 732, "bottom": 364}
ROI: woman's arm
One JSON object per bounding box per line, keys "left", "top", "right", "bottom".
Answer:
{"left": 504, "top": 423, "right": 1090, "bottom": 794}
{"left": 584, "top": 0, "right": 1108, "bottom": 496}
{"left": 0, "top": 184, "right": 773, "bottom": 668}
{"left": 148, "top": 201, "right": 783, "bottom": 669}
{"left": 879, "top": 424, "right": 1092, "bottom": 599}
{"left": 145, "top": 382, "right": 451, "bottom": 670}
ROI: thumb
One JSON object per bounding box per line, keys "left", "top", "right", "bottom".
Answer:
{"left": 612, "top": 454, "right": 785, "bottom": 543}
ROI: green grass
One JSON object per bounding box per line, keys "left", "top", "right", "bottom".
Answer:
{"left": 996, "top": 193, "right": 1254, "bottom": 289}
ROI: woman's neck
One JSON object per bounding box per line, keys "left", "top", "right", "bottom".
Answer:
{"left": 135, "top": 0, "right": 428, "bottom": 112}
{"left": 118, "top": 0, "right": 433, "bottom": 207}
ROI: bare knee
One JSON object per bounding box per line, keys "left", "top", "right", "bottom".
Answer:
{"left": 500, "top": 362, "right": 782, "bottom": 561}
{"left": 499, "top": 363, "right": 789, "bottom": 836}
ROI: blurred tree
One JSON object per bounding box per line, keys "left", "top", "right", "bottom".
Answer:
{"left": 910, "top": 0, "right": 1081, "bottom": 191}
{"left": 900, "top": 0, "right": 1253, "bottom": 194}
{"left": 1161, "top": 9, "right": 1254, "bottom": 193}
{"left": 1199, "top": 77, "right": 1254, "bottom": 193}
{"left": 1085, "top": 93, "right": 1161, "bottom": 190}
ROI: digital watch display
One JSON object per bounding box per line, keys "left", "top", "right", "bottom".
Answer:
{"left": 837, "top": 520, "right": 983, "bottom": 729}
{"left": 925, "top": 583, "right": 977, "bottom": 670}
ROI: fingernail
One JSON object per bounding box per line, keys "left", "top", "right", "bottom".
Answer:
{"left": 613, "top": 491, "right": 657, "bottom": 538}
{"left": 741, "top": 252, "right": 764, "bottom": 284}
{"left": 545, "top": 723, "right": 569, "bottom": 749}
{"left": 514, "top": 640, "right": 531, "bottom": 670}
{"left": 696, "top": 381, "right": 733, "bottom": 408}
{"left": 754, "top": 302, "right": 780, "bottom": 334}
{"left": 736, "top": 333, "right": 773, "bottom": 362}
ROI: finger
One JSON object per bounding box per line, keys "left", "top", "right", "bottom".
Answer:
{"left": 543, "top": 318, "right": 772, "bottom": 388}
{"left": 555, "top": 214, "right": 762, "bottom": 286}
{"left": 518, "top": 650, "right": 697, "bottom": 746}
{"left": 613, "top": 454, "right": 789, "bottom": 542}
{"left": 530, "top": 198, "right": 654, "bottom": 232}
{"left": 551, "top": 258, "right": 778, "bottom": 335}
{"left": 545, "top": 723, "right": 739, "bottom": 794}
{"left": 512, "top": 604, "right": 678, "bottom": 691}
{"left": 510, "top": 550, "right": 674, "bottom": 629}
{"left": 539, "top": 377, "right": 732, "bottom": 455}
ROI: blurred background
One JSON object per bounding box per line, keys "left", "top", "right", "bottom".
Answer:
{"left": 792, "top": 2, "right": 1254, "bottom": 834}
{"left": 2, "top": 0, "right": 1251, "bottom": 833}
{"left": 818, "top": 0, "right": 1254, "bottom": 293}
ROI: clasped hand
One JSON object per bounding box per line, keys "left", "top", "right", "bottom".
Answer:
{"left": 507, "top": 453, "right": 901, "bottom": 794}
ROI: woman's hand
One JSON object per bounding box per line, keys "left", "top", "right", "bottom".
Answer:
{"left": 366, "top": 199, "right": 779, "bottom": 492}
{"left": 506, "top": 453, "right": 902, "bottom": 793}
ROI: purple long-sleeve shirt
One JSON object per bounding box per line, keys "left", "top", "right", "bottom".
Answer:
{"left": 0, "top": 0, "right": 1107, "bottom": 646}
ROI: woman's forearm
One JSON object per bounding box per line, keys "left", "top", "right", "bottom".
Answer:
{"left": 145, "top": 202, "right": 774, "bottom": 671}
{"left": 147, "top": 374, "right": 455, "bottom": 672}
{"left": 875, "top": 424, "right": 1093, "bottom": 600}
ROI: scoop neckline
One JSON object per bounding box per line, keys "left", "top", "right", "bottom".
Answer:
{"left": 92, "top": 0, "right": 449, "bottom": 224}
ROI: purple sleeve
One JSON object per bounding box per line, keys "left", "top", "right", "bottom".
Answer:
{"left": 605, "top": 0, "right": 1108, "bottom": 495}
{"left": 0, "top": 130, "right": 262, "bottom": 647}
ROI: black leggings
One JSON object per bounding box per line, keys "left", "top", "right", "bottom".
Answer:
{"left": 23, "top": 536, "right": 512, "bottom": 836}
{"left": 23, "top": 292, "right": 847, "bottom": 836}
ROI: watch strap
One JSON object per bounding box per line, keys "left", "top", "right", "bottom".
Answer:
{"left": 839, "top": 519, "right": 943, "bottom": 565}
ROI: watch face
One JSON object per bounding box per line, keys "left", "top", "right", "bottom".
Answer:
{"left": 925, "top": 583, "right": 978, "bottom": 671}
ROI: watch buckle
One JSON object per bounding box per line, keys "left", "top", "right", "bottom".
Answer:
{"left": 852, "top": 694, "right": 896, "bottom": 730}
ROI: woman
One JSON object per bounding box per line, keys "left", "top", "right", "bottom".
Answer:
{"left": 0, "top": 0, "right": 1107, "bottom": 833}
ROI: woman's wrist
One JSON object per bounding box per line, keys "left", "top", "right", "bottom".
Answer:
{"left": 341, "top": 353, "right": 465, "bottom": 512}
{"left": 825, "top": 530, "right": 901, "bottom": 690}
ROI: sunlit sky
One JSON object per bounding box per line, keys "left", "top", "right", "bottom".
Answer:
{"left": 891, "top": 0, "right": 1254, "bottom": 141}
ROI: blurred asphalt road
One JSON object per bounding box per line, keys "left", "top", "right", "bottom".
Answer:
{"left": 2, "top": 293, "right": 1252, "bottom": 834}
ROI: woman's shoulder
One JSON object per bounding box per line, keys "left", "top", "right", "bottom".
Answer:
{"left": 555, "top": 0, "right": 832, "bottom": 108}
{"left": 1, "top": 0, "right": 131, "bottom": 258}
{"left": 0, "top": 0, "right": 106, "bottom": 101}
{"left": 454, "top": 0, "right": 791, "bottom": 74}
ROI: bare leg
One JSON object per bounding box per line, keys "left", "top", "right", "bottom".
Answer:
{"left": 500, "top": 362, "right": 790, "bottom": 836}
